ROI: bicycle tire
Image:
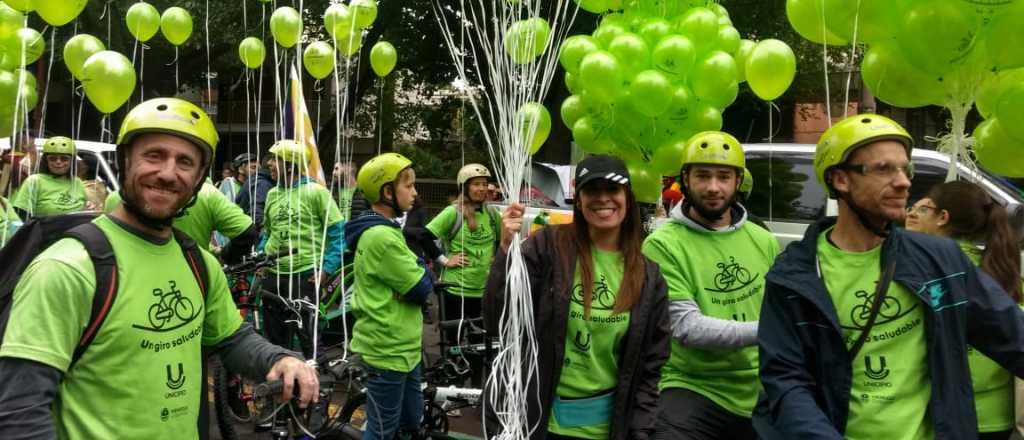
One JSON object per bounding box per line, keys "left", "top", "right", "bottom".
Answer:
{"left": 212, "top": 364, "right": 244, "bottom": 440}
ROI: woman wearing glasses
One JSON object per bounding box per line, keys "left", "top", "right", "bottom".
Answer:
{"left": 11, "top": 136, "right": 87, "bottom": 219}
{"left": 906, "top": 180, "right": 1022, "bottom": 440}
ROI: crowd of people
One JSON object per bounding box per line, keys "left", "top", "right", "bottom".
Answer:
{"left": 1, "top": 98, "right": 1024, "bottom": 440}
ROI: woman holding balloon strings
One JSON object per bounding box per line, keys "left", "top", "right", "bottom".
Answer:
{"left": 905, "top": 181, "right": 1023, "bottom": 440}
{"left": 483, "top": 154, "right": 670, "bottom": 440}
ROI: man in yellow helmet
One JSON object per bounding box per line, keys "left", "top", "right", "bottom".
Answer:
{"left": 345, "top": 152, "right": 434, "bottom": 440}
{"left": 755, "top": 114, "right": 1024, "bottom": 440}
{"left": 0, "top": 98, "right": 318, "bottom": 439}
{"left": 642, "top": 131, "right": 779, "bottom": 440}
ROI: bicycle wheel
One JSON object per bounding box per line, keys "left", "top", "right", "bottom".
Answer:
{"left": 212, "top": 364, "right": 253, "bottom": 440}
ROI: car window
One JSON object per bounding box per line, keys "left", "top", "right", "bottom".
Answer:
{"left": 908, "top": 156, "right": 948, "bottom": 206}
{"left": 746, "top": 153, "right": 826, "bottom": 224}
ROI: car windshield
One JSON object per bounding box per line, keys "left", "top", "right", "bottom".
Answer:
{"left": 981, "top": 167, "right": 1024, "bottom": 202}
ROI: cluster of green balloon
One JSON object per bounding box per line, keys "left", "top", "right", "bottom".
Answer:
{"left": 0, "top": 3, "right": 36, "bottom": 136}
{"left": 123, "top": 2, "right": 191, "bottom": 46}
{"left": 560, "top": 3, "right": 795, "bottom": 203}
{"left": 973, "top": 67, "right": 1024, "bottom": 177}
{"left": 788, "top": 0, "right": 1024, "bottom": 108}
{"left": 322, "top": 0, "right": 377, "bottom": 57}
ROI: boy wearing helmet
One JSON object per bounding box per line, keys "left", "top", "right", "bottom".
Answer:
{"left": 754, "top": 115, "right": 1024, "bottom": 440}
{"left": 11, "top": 136, "right": 87, "bottom": 218}
{"left": 345, "top": 153, "right": 434, "bottom": 440}
{"left": 642, "top": 132, "right": 779, "bottom": 440}
{"left": 259, "top": 140, "right": 344, "bottom": 357}
{"left": 0, "top": 98, "right": 317, "bottom": 439}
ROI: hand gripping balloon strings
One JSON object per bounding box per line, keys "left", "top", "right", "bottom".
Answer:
{"left": 432, "top": 0, "right": 580, "bottom": 436}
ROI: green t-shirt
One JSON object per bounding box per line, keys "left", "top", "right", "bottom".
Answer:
{"left": 425, "top": 205, "right": 498, "bottom": 298}
{"left": 105, "top": 183, "right": 253, "bottom": 252}
{"left": 263, "top": 181, "right": 344, "bottom": 274}
{"left": 817, "top": 231, "right": 933, "bottom": 440}
{"left": 350, "top": 224, "right": 426, "bottom": 372}
{"left": 0, "top": 215, "right": 242, "bottom": 440}
{"left": 337, "top": 187, "right": 355, "bottom": 221}
{"left": 958, "top": 240, "right": 1015, "bottom": 432}
{"left": 11, "top": 173, "right": 87, "bottom": 216}
{"left": 0, "top": 195, "right": 21, "bottom": 247}
{"left": 641, "top": 220, "right": 778, "bottom": 417}
{"left": 548, "top": 248, "right": 629, "bottom": 439}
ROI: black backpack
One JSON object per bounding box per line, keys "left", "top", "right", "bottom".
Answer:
{"left": 0, "top": 212, "right": 209, "bottom": 367}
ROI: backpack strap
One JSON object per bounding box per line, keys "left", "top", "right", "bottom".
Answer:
{"left": 64, "top": 223, "right": 118, "bottom": 367}
{"left": 447, "top": 205, "right": 464, "bottom": 244}
{"left": 172, "top": 228, "right": 209, "bottom": 299}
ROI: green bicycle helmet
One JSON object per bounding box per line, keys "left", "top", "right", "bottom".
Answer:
{"left": 269, "top": 139, "right": 309, "bottom": 166}
{"left": 42, "top": 136, "right": 75, "bottom": 155}
{"left": 681, "top": 131, "right": 746, "bottom": 171}
{"left": 815, "top": 114, "right": 912, "bottom": 198}
{"left": 739, "top": 167, "right": 753, "bottom": 198}
{"left": 117, "top": 97, "right": 219, "bottom": 162}
{"left": 357, "top": 152, "right": 412, "bottom": 204}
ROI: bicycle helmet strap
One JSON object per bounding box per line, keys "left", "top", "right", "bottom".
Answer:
{"left": 848, "top": 258, "right": 897, "bottom": 359}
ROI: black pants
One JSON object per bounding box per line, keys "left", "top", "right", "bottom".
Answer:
{"left": 439, "top": 294, "right": 486, "bottom": 387}
{"left": 980, "top": 430, "right": 1013, "bottom": 440}
{"left": 263, "top": 271, "right": 318, "bottom": 359}
{"left": 652, "top": 388, "right": 756, "bottom": 440}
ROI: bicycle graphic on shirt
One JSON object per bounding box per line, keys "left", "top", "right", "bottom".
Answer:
{"left": 850, "top": 289, "right": 903, "bottom": 329}
{"left": 145, "top": 280, "right": 197, "bottom": 331}
{"left": 570, "top": 275, "right": 616, "bottom": 311}
{"left": 707, "top": 257, "right": 757, "bottom": 293}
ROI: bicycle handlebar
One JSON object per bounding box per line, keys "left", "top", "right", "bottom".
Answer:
{"left": 222, "top": 248, "right": 296, "bottom": 275}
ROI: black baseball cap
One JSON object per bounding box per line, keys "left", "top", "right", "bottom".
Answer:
{"left": 575, "top": 154, "right": 630, "bottom": 191}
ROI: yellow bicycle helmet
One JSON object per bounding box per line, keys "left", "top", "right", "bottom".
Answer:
{"left": 117, "top": 97, "right": 219, "bottom": 162}
{"left": 42, "top": 136, "right": 76, "bottom": 155}
{"left": 357, "top": 152, "right": 412, "bottom": 204}
{"left": 815, "top": 114, "right": 912, "bottom": 198}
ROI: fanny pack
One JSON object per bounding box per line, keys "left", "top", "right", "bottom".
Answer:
{"left": 551, "top": 391, "right": 614, "bottom": 428}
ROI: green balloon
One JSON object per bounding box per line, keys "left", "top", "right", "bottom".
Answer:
{"left": 690, "top": 51, "right": 737, "bottom": 103}
{"left": 979, "top": 9, "right": 1024, "bottom": 71}
{"left": 302, "top": 41, "right": 335, "bottom": 80}
{"left": 745, "top": 39, "right": 796, "bottom": 101}
{"left": 575, "top": 0, "right": 611, "bottom": 14}
{"left": 676, "top": 7, "right": 719, "bottom": 53}
{"left": 663, "top": 85, "right": 695, "bottom": 125}
{"left": 0, "top": 54, "right": 14, "bottom": 70}
{"left": 565, "top": 71, "right": 583, "bottom": 95}
{"left": 559, "top": 35, "right": 599, "bottom": 74}
{"left": 1, "top": 0, "right": 31, "bottom": 13}
{"left": 270, "top": 6, "right": 302, "bottom": 48}
{"left": 821, "top": 0, "right": 905, "bottom": 44}
{"left": 504, "top": 18, "right": 550, "bottom": 64}
{"left": 630, "top": 70, "right": 673, "bottom": 117}
{"left": 573, "top": 117, "right": 614, "bottom": 155}
{"left": 238, "top": 37, "right": 266, "bottom": 69}
{"left": 651, "top": 140, "right": 687, "bottom": 175}
{"left": 34, "top": 0, "right": 85, "bottom": 27}
{"left": 337, "top": 31, "right": 363, "bottom": 57}
{"left": 652, "top": 35, "right": 696, "bottom": 79}
{"left": 579, "top": 51, "right": 624, "bottom": 102}
{"left": 600, "top": 12, "right": 629, "bottom": 29}
{"left": 684, "top": 103, "right": 722, "bottom": 132}
{"left": 160, "top": 7, "right": 193, "bottom": 46}
{"left": 785, "top": 0, "right": 847, "bottom": 46}
{"left": 80, "top": 51, "right": 136, "bottom": 114}
{"left": 0, "top": 3, "right": 22, "bottom": 42}
{"left": 717, "top": 26, "right": 741, "bottom": 55}
{"left": 608, "top": 33, "right": 650, "bottom": 77}
{"left": 977, "top": 69, "right": 1024, "bottom": 118}
{"left": 516, "top": 102, "right": 552, "bottom": 155}
{"left": 63, "top": 34, "right": 105, "bottom": 80}
{"left": 126, "top": 2, "right": 160, "bottom": 42}
{"left": 6, "top": 27, "right": 43, "bottom": 66}
{"left": 638, "top": 18, "right": 672, "bottom": 46}
{"left": 861, "top": 43, "right": 944, "bottom": 108}
{"left": 705, "top": 80, "right": 738, "bottom": 109}
{"left": 323, "top": 4, "right": 354, "bottom": 40}
{"left": 370, "top": 41, "right": 397, "bottom": 77}
{"left": 900, "top": 2, "right": 978, "bottom": 77}
{"left": 974, "top": 119, "right": 1024, "bottom": 177}
{"left": 626, "top": 163, "right": 661, "bottom": 203}
{"left": 996, "top": 82, "right": 1024, "bottom": 142}
{"left": 349, "top": 0, "right": 378, "bottom": 30}
{"left": 0, "top": 69, "right": 16, "bottom": 105}
{"left": 592, "top": 22, "right": 627, "bottom": 48}
{"left": 734, "top": 39, "right": 755, "bottom": 83}
{"left": 560, "top": 95, "right": 586, "bottom": 129}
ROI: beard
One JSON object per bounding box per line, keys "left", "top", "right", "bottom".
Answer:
{"left": 688, "top": 192, "right": 732, "bottom": 222}
{"left": 120, "top": 179, "right": 192, "bottom": 229}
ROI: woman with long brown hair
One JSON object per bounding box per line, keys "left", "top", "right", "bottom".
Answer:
{"left": 484, "top": 154, "right": 671, "bottom": 440}
{"left": 906, "top": 180, "right": 1023, "bottom": 440}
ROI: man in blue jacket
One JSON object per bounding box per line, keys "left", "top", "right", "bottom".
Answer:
{"left": 754, "top": 114, "right": 1024, "bottom": 440}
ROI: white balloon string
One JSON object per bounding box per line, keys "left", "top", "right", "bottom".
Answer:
{"left": 205, "top": 0, "right": 212, "bottom": 109}
{"left": 376, "top": 81, "right": 382, "bottom": 154}
{"left": 37, "top": 27, "right": 57, "bottom": 139}
{"left": 842, "top": 0, "right": 862, "bottom": 119}
{"left": 819, "top": 0, "right": 832, "bottom": 124}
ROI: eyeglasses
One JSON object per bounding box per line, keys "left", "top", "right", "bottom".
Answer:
{"left": 46, "top": 155, "right": 71, "bottom": 163}
{"left": 840, "top": 161, "right": 915, "bottom": 180}
{"left": 907, "top": 204, "right": 938, "bottom": 216}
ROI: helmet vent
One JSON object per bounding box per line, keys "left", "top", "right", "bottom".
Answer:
{"left": 700, "top": 142, "right": 708, "bottom": 148}
{"left": 723, "top": 143, "right": 730, "bottom": 150}
{"left": 861, "top": 117, "right": 871, "bottom": 123}
{"left": 190, "top": 111, "right": 201, "bottom": 119}
{"left": 156, "top": 104, "right": 168, "bottom": 111}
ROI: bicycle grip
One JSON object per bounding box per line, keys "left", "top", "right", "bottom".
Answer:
{"left": 339, "top": 423, "right": 364, "bottom": 440}
{"left": 253, "top": 380, "right": 285, "bottom": 398}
